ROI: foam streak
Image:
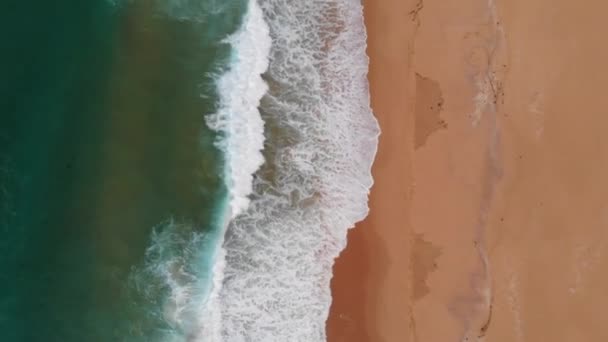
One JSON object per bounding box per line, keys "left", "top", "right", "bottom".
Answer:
{"left": 215, "top": 0, "right": 379, "bottom": 340}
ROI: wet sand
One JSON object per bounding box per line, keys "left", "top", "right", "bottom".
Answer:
{"left": 328, "top": 0, "right": 608, "bottom": 341}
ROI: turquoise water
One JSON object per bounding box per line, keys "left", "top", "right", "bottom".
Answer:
{"left": 0, "top": 0, "right": 245, "bottom": 340}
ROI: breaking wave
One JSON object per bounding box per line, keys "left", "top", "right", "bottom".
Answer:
{"left": 126, "top": 0, "right": 376, "bottom": 340}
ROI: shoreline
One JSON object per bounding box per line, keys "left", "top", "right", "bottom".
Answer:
{"left": 328, "top": 0, "right": 608, "bottom": 341}
{"left": 327, "top": 0, "right": 417, "bottom": 340}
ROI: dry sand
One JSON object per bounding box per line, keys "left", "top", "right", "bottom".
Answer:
{"left": 327, "top": 0, "right": 608, "bottom": 341}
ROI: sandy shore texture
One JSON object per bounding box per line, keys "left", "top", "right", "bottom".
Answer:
{"left": 327, "top": 0, "right": 608, "bottom": 341}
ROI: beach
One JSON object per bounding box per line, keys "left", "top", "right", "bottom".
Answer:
{"left": 3, "top": 0, "right": 607, "bottom": 340}
{"left": 328, "top": 0, "right": 608, "bottom": 341}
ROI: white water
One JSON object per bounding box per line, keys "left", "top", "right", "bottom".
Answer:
{"left": 130, "top": 1, "right": 271, "bottom": 340}
{"left": 120, "top": 0, "right": 376, "bottom": 340}
{"left": 205, "top": 0, "right": 271, "bottom": 219}
{"left": 198, "top": 0, "right": 271, "bottom": 341}
{"left": 208, "top": 0, "right": 380, "bottom": 341}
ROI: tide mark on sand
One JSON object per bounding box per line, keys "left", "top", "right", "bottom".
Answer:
{"left": 505, "top": 264, "right": 525, "bottom": 342}
{"left": 463, "top": 0, "right": 508, "bottom": 127}
{"left": 528, "top": 91, "right": 545, "bottom": 140}
{"left": 411, "top": 233, "right": 442, "bottom": 300}
{"left": 569, "top": 237, "right": 606, "bottom": 295}
{"left": 414, "top": 73, "right": 447, "bottom": 149}
{"left": 409, "top": 0, "right": 424, "bottom": 26}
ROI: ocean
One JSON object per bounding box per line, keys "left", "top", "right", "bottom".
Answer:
{"left": 0, "top": 0, "right": 378, "bottom": 341}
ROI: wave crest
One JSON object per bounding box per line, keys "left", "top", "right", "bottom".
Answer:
{"left": 205, "top": 0, "right": 271, "bottom": 219}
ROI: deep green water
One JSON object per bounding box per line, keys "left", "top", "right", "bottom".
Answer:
{"left": 0, "top": 1, "right": 245, "bottom": 340}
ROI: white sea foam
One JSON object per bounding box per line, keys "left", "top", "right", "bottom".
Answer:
{"left": 197, "top": 0, "right": 271, "bottom": 341}
{"left": 134, "top": 0, "right": 377, "bottom": 340}
{"left": 130, "top": 1, "right": 271, "bottom": 341}
{"left": 205, "top": 0, "right": 271, "bottom": 220}
{"left": 210, "top": 0, "right": 380, "bottom": 341}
